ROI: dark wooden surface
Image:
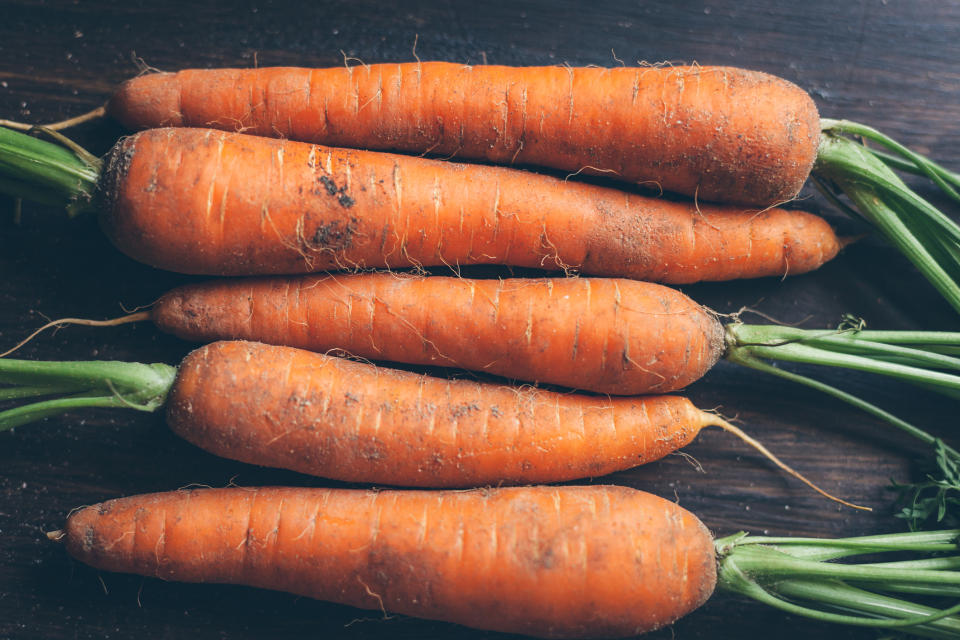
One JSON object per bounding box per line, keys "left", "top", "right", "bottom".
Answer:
{"left": 2, "top": 0, "right": 959, "bottom": 638}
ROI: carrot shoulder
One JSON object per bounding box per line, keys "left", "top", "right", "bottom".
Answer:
{"left": 107, "top": 63, "right": 820, "bottom": 206}
{"left": 99, "top": 127, "right": 839, "bottom": 280}
{"left": 153, "top": 274, "right": 725, "bottom": 395}
{"left": 62, "top": 485, "right": 716, "bottom": 638}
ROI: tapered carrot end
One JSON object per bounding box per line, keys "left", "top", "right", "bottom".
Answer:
{"left": 839, "top": 234, "right": 866, "bottom": 249}
{"left": 699, "top": 412, "right": 871, "bottom": 511}
{"left": 0, "top": 312, "right": 151, "bottom": 358}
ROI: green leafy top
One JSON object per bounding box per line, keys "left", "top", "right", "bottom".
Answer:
{"left": 895, "top": 439, "right": 960, "bottom": 531}
{"left": 727, "top": 319, "right": 960, "bottom": 531}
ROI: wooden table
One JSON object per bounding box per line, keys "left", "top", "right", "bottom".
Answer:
{"left": 1, "top": 1, "right": 958, "bottom": 638}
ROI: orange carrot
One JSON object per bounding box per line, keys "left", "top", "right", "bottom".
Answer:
{"left": 58, "top": 485, "right": 716, "bottom": 638}
{"left": 100, "top": 127, "right": 837, "bottom": 279}
{"left": 165, "top": 341, "right": 709, "bottom": 486}
{"left": 106, "top": 63, "right": 820, "bottom": 207}
{"left": 1, "top": 340, "right": 858, "bottom": 506}
{"left": 149, "top": 274, "right": 723, "bottom": 395}
{"left": 3, "top": 125, "right": 841, "bottom": 280}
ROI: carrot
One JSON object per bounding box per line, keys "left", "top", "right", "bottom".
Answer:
{"left": 151, "top": 274, "right": 723, "bottom": 396}
{"left": 0, "top": 339, "right": 847, "bottom": 498}
{"left": 52, "top": 485, "right": 960, "bottom": 638}
{"left": 0, "top": 125, "right": 841, "bottom": 280}
{"left": 58, "top": 485, "right": 714, "bottom": 638}
{"left": 105, "top": 63, "right": 820, "bottom": 207}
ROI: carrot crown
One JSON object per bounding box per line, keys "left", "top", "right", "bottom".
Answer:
{"left": 0, "top": 357, "right": 176, "bottom": 431}
{"left": 0, "top": 126, "right": 100, "bottom": 216}
{"left": 814, "top": 119, "right": 960, "bottom": 315}
{"left": 716, "top": 528, "right": 960, "bottom": 637}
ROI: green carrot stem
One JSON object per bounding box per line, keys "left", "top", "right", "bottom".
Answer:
{"left": 720, "top": 530, "right": 960, "bottom": 562}
{"left": 774, "top": 335, "right": 960, "bottom": 372}
{"left": 725, "top": 349, "right": 956, "bottom": 458}
{"left": 733, "top": 342, "right": 960, "bottom": 390}
{"left": 720, "top": 560, "right": 960, "bottom": 631}
{"left": 0, "top": 384, "right": 90, "bottom": 401}
{"left": 814, "top": 121, "right": 960, "bottom": 314}
{"left": 727, "top": 545, "right": 960, "bottom": 584}
{"left": 716, "top": 530, "right": 960, "bottom": 636}
{"left": 774, "top": 580, "right": 960, "bottom": 639}
{"left": 0, "top": 395, "right": 134, "bottom": 432}
{"left": 868, "top": 147, "right": 960, "bottom": 198}
{"left": 0, "top": 357, "right": 177, "bottom": 431}
{"left": 0, "top": 126, "right": 99, "bottom": 215}
{"left": 856, "top": 582, "right": 960, "bottom": 600}
{"left": 823, "top": 119, "right": 960, "bottom": 203}
{"left": 730, "top": 323, "right": 960, "bottom": 348}
{"left": 0, "top": 358, "right": 175, "bottom": 389}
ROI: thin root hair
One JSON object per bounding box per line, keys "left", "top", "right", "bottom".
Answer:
{"left": 704, "top": 414, "right": 870, "bottom": 511}
{"left": 0, "top": 105, "right": 106, "bottom": 132}
{"left": 0, "top": 312, "right": 151, "bottom": 358}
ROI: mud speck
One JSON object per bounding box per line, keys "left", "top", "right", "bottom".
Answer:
{"left": 319, "top": 175, "right": 338, "bottom": 195}
{"left": 312, "top": 218, "right": 357, "bottom": 249}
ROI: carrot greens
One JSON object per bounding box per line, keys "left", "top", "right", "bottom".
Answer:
{"left": 814, "top": 120, "right": 960, "bottom": 314}
{"left": 716, "top": 528, "right": 960, "bottom": 637}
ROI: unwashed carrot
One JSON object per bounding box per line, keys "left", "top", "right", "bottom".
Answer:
{"left": 0, "top": 126, "right": 840, "bottom": 280}
{"left": 0, "top": 340, "right": 855, "bottom": 505}
{"left": 57, "top": 485, "right": 716, "bottom": 638}
{"left": 53, "top": 486, "right": 960, "bottom": 638}
{"left": 106, "top": 63, "right": 820, "bottom": 206}
{"left": 150, "top": 274, "right": 723, "bottom": 395}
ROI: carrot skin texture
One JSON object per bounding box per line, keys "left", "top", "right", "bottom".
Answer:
{"left": 63, "top": 485, "right": 717, "bottom": 638}
{"left": 153, "top": 274, "right": 725, "bottom": 395}
{"left": 166, "top": 341, "right": 707, "bottom": 486}
{"left": 107, "top": 63, "right": 820, "bottom": 206}
{"left": 97, "top": 127, "right": 840, "bottom": 280}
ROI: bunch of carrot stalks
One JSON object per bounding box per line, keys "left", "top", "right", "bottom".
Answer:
{"left": 3, "top": 61, "right": 960, "bottom": 638}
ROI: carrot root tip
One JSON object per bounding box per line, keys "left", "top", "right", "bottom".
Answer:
{"left": 0, "top": 311, "right": 152, "bottom": 358}
{"left": 0, "top": 105, "right": 107, "bottom": 132}
{"left": 699, "top": 411, "right": 870, "bottom": 511}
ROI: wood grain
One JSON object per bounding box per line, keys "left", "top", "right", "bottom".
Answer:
{"left": 1, "top": 0, "right": 958, "bottom": 638}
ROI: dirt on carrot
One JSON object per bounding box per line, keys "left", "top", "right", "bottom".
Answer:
{"left": 94, "top": 127, "right": 839, "bottom": 280}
